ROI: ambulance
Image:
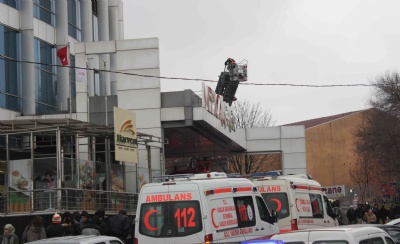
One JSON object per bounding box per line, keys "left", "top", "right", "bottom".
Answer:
{"left": 134, "top": 172, "right": 280, "bottom": 244}
{"left": 252, "top": 174, "right": 338, "bottom": 233}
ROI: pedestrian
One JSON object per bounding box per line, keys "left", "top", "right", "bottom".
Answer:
{"left": 81, "top": 215, "right": 103, "bottom": 236}
{"left": 62, "top": 212, "right": 75, "bottom": 236}
{"left": 346, "top": 206, "right": 358, "bottom": 225}
{"left": 364, "top": 208, "right": 377, "bottom": 224}
{"left": 46, "top": 213, "right": 65, "bottom": 238}
{"left": 72, "top": 211, "right": 82, "bottom": 235}
{"left": 372, "top": 203, "right": 380, "bottom": 224}
{"left": 108, "top": 209, "right": 130, "bottom": 241}
{"left": 21, "top": 216, "right": 47, "bottom": 243}
{"left": 79, "top": 210, "right": 90, "bottom": 230}
{"left": 95, "top": 208, "right": 109, "bottom": 235}
{"left": 379, "top": 205, "right": 388, "bottom": 224}
{"left": 1, "top": 224, "right": 19, "bottom": 244}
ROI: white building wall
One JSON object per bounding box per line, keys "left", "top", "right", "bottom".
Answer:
{"left": 75, "top": 37, "right": 162, "bottom": 193}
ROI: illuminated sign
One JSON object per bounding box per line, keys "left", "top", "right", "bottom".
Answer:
{"left": 202, "top": 83, "right": 235, "bottom": 132}
{"left": 114, "top": 107, "right": 138, "bottom": 164}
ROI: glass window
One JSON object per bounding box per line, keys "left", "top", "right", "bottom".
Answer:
{"left": 234, "top": 196, "right": 256, "bottom": 228}
{"left": 360, "top": 237, "right": 385, "bottom": 244}
{"left": 139, "top": 201, "right": 202, "bottom": 238}
{"left": 0, "top": 25, "right": 21, "bottom": 111}
{"left": 314, "top": 241, "right": 349, "bottom": 244}
{"left": 34, "top": 38, "right": 57, "bottom": 112}
{"left": 262, "top": 192, "right": 290, "bottom": 219}
{"left": 69, "top": 55, "right": 76, "bottom": 99}
{"left": 256, "top": 196, "right": 271, "bottom": 222}
{"left": 94, "top": 71, "right": 100, "bottom": 96}
{"left": 324, "top": 195, "right": 336, "bottom": 219}
{"left": 310, "top": 193, "right": 324, "bottom": 218}
{"left": 33, "top": 0, "right": 55, "bottom": 26}
{"left": 0, "top": 0, "right": 18, "bottom": 9}
{"left": 68, "top": 0, "right": 82, "bottom": 41}
{"left": 386, "top": 237, "right": 396, "bottom": 244}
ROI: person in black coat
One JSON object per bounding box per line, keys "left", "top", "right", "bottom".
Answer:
{"left": 108, "top": 210, "right": 130, "bottom": 241}
{"left": 46, "top": 214, "right": 65, "bottom": 238}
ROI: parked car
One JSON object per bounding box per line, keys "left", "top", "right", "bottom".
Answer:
{"left": 27, "top": 235, "right": 123, "bottom": 244}
{"left": 356, "top": 224, "right": 400, "bottom": 244}
{"left": 270, "top": 226, "right": 396, "bottom": 244}
{"left": 387, "top": 218, "right": 400, "bottom": 226}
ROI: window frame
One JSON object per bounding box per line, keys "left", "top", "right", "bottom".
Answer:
{"left": 234, "top": 196, "right": 256, "bottom": 228}
{"left": 33, "top": 0, "right": 55, "bottom": 26}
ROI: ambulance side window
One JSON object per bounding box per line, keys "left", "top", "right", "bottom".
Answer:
{"left": 255, "top": 196, "right": 271, "bottom": 222}
{"left": 234, "top": 196, "right": 256, "bottom": 228}
{"left": 309, "top": 194, "right": 324, "bottom": 218}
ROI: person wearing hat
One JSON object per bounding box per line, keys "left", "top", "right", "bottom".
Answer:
{"left": 46, "top": 213, "right": 65, "bottom": 238}
{"left": 1, "top": 224, "right": 19, "bottom": 244}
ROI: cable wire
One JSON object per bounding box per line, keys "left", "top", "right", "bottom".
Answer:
{"left": 0, "top": 54, "right": 375, "bottom": 88}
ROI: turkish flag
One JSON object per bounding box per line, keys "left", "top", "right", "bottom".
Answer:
{"left": 57, "top": 46, "right": 69, "bottom": 66}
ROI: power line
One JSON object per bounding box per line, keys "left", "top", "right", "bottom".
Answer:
{"left": 0, "top": 54, "right": 375, "bottom": 88}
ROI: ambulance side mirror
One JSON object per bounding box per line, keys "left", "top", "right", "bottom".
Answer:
{"left": 271, "top": 210, "right": 278, "bottom": 223}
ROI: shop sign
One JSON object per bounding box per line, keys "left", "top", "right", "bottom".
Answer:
{"left": 114, "top": 107, "right": 138, "bottom": 164}
{"left": 202, "top": 83, "right": 235, "bottom": 132}
{"left": 323, "top": 185, "right": 346, "bottom": 198}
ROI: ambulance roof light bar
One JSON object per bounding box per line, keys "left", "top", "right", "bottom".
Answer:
{"left": 153, "top": 174, "right": 194, "bottom": 182}
{"left": 190, "top": 172, "right": 228, "bottom": 180}
{"left": 281, "top": 174, "right": 312, "bottom": 179}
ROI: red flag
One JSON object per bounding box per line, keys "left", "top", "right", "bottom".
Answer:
{"left": 57, "top": 46, "right": 69, "bottom": 66}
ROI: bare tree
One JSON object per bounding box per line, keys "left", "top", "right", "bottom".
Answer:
{"left": 353, "top": 71, "right": 400, "bottom": 199}
{"left": 225, "top": 100, "right": 279, "bottom": 175}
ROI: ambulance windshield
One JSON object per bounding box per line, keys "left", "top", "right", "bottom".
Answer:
{"left": 262, "top": 193, "right": 290, "bottom": 219}
{"left": 139, "top": 200, "right": 203, "bottom": 238}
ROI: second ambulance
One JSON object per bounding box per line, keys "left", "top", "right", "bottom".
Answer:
{"left": 252, "top": 174, "right": 338, "bottom": 233}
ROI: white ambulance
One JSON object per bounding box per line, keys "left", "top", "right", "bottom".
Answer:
{"left": 252, "top": 174, "right": 338, "bottom": 233}
{"left": 134, "top": 172, "right": 280, "bottom": 244}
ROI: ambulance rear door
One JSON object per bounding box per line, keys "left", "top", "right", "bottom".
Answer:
{"left": 137, "top": 182, "right": 205, "bottom": 244}
{"left": 257, "top": 179, "right": 292, "bottom": 233}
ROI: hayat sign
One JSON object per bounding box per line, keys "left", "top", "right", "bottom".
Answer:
{"left": 202, "top": 83, "right": 235, "bottom": 132}
{"left": 323, "top": 185, "right": 346, "bottom": 198}
{"left": 114, "top": 107, "right": 138, "bottom": 164}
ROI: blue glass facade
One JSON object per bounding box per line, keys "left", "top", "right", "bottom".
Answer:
{"left": 68, "top": 0, "right": 81, "bottom": 41}
{"left": 33, "top": 0, "right": 55, "bottom": 26}
{"left": 0, "top": 0, "right": 19, "bottom": 9}
{"left": 0, "top": 25, "right": 21, "bottom": 112}
{"left": 34, "top": 38, "right": 56, "bottom": 112}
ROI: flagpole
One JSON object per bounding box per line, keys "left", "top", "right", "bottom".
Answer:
{"left": 104, "top": 60, "right": 108, "bottom": 127}
{"left": 68, "top": 42, "right": 72, "bottom": 119}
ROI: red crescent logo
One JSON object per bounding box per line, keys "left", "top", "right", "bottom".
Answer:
{"left": 269, "top": 198, "right": 282, "bottom": 212}
{"left": 144, "top": 210, "right": 159, "bottom": 231}
{"left": 295, "top": 198, "right": 300, "bottom": 212}
{"left": 211, "top": 208, "right": 219, "bottom": 228}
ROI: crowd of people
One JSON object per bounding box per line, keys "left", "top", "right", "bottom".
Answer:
{"left": 346, "top": 202, "right": 400, "bottom": 224}
{"left": 0, "top": 208, "right": 134, "bottom": 244}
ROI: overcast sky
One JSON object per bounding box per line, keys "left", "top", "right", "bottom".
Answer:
{"left": 123, "top": 0, "right": 400, "bottom": 125}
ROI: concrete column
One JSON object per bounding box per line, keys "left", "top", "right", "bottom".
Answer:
{"left": 118, "top": 0, "right": 124, "bottom": 39}
{"left": 109, "top": 1, "right": 119, "bottom": 95}
{"left": 80, "top": 0, "right": 93, "bottom": 42}
{"left": 98, "top": 0, "right": 110, "bottom": 95}
{"left": 55, "top": 0, "right": 69, "bottom": 111}
{"left": 20, "top": 0, "right": 35, "bottom": 115}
